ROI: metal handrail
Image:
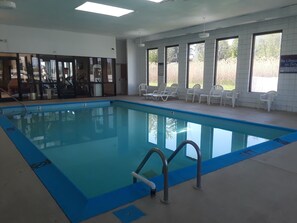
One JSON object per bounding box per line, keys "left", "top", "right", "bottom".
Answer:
{"left": 168, "top": 140, "right": 202, "bottom": 189}
{"left": 133, "top": 147, "right": 169, "bottom": 204}
{"left": 0, "top": 88, "right": 28, "bottom": 114}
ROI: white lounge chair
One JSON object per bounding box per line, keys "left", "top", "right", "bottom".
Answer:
{"left": 199, "top": 85, "right": 224, "bottom": 105}
{"left": 138, "top": 83, "right": 148, "bottom": 96}
{"left": 224, "top": 89, "right": 239, "bottom": 108}
{"left": 143, "top": 83, "right": 167, "bottom": 99}
{"left": 186, "top": 84, "right": 201, "bottom": 102}
{"left": 258, "top": 90, "right": 277, "bottom": 112}
{"left": 152, "top": 83, "right": 179, "bottom": 101}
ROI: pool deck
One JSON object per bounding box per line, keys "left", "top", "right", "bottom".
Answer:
{"left": 1, "top": 96, "right": 297, "bottom": 223}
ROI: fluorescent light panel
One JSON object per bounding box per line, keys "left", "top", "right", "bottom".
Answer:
{"left": 147, "top": 0, "right": 164, "bottom": 2}
{"left": 75, "top": 2, "right": 133, "bottom": 17}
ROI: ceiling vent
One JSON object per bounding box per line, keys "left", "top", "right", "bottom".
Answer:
{"left": 0, "top": 1, "right": 16, "bottom": 9}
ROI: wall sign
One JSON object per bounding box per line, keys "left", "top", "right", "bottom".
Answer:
{"left": 279, "top": 55, "right": 297, "bottom": 73}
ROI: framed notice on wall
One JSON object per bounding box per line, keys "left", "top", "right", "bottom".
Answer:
{"left": 279, "top": 55, "right": 297, "bottom": 73}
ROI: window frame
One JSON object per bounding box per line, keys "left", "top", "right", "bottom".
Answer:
{"left": 146, "top": 48, "right": 158, "bottom": 86}
{"left": 214, "top": 36, "right": 239, "bottom": 87}
{"left": 186, "top": 41, "right": 205, "bottom": 88}
{"left": 165, "top": 44, "right": 179, "bottom": 84}
{"left": 249, "top": 30, "right": 283, "bottom": 92}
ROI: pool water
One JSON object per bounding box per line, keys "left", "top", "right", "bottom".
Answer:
{"left": 8, "top": 101, "right": 291, "bottom": 198}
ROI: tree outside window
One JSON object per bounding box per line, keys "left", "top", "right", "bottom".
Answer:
{"left": 187, "top": 42, "right": 205, "bottom": 88}
{"left": 250, "top": 32, "right": 282, "bottom": 92}
{"left": 166, "top": 46, "right": 179, "bottom": 86}
{"left": 147, "top": 49, "right": 158, "bottom": 86}
{"left": 215, "top": 37, "right": 238, "bottom": 90}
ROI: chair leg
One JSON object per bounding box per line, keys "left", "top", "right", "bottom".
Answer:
{"left": 207, "top": 96, "right": 210, "bottom": 105}
{"left": 192, "top": 94, "right": 195, "bottom": 103}
{"left": 257, "top": 100, "right": 261, "bottom": 109}
{"left": 267, "top": 101, "right": 271, "bottom": 112}
{"left": 232, "top": 97, "right": 235, "bottom": 108}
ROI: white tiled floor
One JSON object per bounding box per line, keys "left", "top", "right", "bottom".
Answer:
{"left": 1, "top": 96, "right": 297, "bottom": 223}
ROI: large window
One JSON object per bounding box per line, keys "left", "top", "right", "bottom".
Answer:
{"left": 250, "top": 31, "right": 282, "bottom": 92}
{"left": 147, "top": 48, "right": 158, "bottom": 86}
{"left": 215, "top": 37, "right": 238, "bottom": 90}
{"left": 165, "top": 45, "right": 179, "bottom": 86}
{"left": 187, "top": 42, "right": 205, "bottom": 88}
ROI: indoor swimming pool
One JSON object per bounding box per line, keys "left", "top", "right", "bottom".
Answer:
{"left": 0, "top": 100, "right": 296, "bottom": 222}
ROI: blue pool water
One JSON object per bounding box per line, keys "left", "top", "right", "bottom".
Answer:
{"left": 1, "top": 100, "right": 296, "bottom": 222}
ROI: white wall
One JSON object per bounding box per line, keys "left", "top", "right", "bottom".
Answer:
{"left": 0, "top": 24, "right": 116, "bottom": 58}
{"left": 134, "top": 16, "right": 297, "bottom": 112}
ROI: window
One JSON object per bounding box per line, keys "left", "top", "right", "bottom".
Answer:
{"left": 165, "top": 117, "right": 177, "bottom": 151}
{"left": 165, "top": 45, "right": 179, "bottom": 86}
{"left": 187, "top": 42, "right": 205, "bottom": 88}
{"left": 148, "top": 114, "right": 158, "bottom": 144}
{"left": 215, "top": 37, "right": 238, "bottom": 90}
{"left": 247, "top": 135, "right": 268, "bottom": 147}
{"left": 250, "top": 31, "right": 282, "bottom": 92}
{"left": 186, "top": 122, "right": 201, "bottom": 159}
{"left": 212, "top": 128, "right": 232, "bottom": 158}
{"left": 147, "top": 48, "right": 158, "bottom": 86}
{"left": 106, "top": 58, "right": 113, "bottom": 82}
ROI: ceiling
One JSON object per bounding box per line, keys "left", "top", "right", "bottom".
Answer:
{"left": 1, "top": 0, "right": 297, "bottom": 39}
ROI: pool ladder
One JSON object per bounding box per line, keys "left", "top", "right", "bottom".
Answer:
{"left": 0, "top": 87, "right": 28, "bottom": 114}
{"left": 132, "top": 140, "right": 201, "bottom": 204}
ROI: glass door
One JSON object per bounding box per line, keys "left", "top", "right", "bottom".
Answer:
{"left": 57, "top": 58, "right": 75, "bottom": 98}
{"left": 75, "top": 57, "right": 90, "bottom": 97}
{"left": 40, "top": 56, "right": 58, "bottom": 99}
{"left": 102, "top": 58, "right": 116, "bottom": 96}
{"left": 89, "top": 58, "right": 103, "bottom": 97}
{"left": 18, "top": 54, "right": 40, "bottom": 100}
{"left": 0, "top": 56, "right": 20, "bottom": 100}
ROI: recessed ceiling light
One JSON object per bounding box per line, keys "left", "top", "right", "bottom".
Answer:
{"left": 147, "top": 0, "right": 164, "bottom": 3}
{"left": 75, "top": 1, "right": 134, "bottom": 17}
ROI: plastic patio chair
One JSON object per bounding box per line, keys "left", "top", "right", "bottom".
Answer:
{"left": 186, "top": 84, "right": 201, "bottom": 103}
{"left": 138, "top": 83, "right": 148, "bottom": 96}
{"left": 199, "top": 85, "right": 224, "bottom": 105}
{"left": 224, "top": 89, "right": 239, "bottom": 108}
{"left": 143, "top": 83, "right": 167, "bottom": 99}
{"left": 152, "top": 83, "right": 179, "bottom": 101}
{"left": 258, "top": 90, "right": 277, "bottom": 112}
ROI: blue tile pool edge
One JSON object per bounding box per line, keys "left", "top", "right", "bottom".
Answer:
{"left": 1, "top": 100, "right": 297, "bottom": 222}
{"left": 79, "top": 131, "right": 297, "bottom": 221}
{"left": 112, "top": 100, "right": 297, "bottom": 132}
{"left": 0, "top": 115, "right": 88, "bottom": 223}
{"left": 1, "top": 99, "right": 295, "bottom": 132}
{"left": 1, "top": 112, "right": 165, "bottom": 222}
